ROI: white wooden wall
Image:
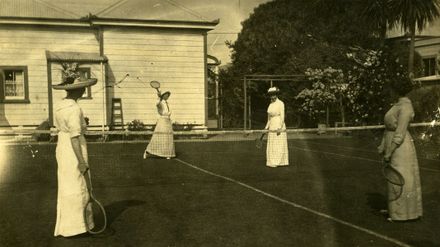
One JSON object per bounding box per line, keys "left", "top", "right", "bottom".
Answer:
{"left": 0, "top": 25, "right": 208, "bottom": 127}
{"left": 0, "top": 25, "right": 100, "bottom": 126}
{"left": 104, "top": 27, "right": 206, "bottom": 126}
{"left": 415, "top": 37, "right": 440, "bottom": 58}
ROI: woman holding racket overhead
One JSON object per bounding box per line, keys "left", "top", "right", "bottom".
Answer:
{"left": 52, "top": 76, "right": 97, "bottom": 237}
{"left": 143, "top": 81, "right": 175, "bottom": 159}
{"left": 378, "top": 78, "right": 422, "bottom": 222}
{"left": 264, "top": 87, "right": 289, "bottom": 167}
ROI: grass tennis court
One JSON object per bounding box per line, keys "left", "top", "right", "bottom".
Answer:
{"left": 0, "top": 131, "right": 439, "bottom": 247}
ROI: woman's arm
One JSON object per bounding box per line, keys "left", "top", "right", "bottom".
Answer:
{"left": 71, "top": 137, "right": 88, "bottom": 174}
{"left": 67, "top": 108, "right": 88, "bottom": 174}
{"left": 264, "top": 113, "right": 270, "bottom": 130}
{"left": 377, "top": 133, "right": 385, "bottom": 154}
{"left": 280, "top": 102, "right": 285, "bottom": 129}
{"left": 384, "top": 105, "right": 413, "bottom": 161}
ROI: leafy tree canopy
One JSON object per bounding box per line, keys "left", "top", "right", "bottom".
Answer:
{"left": 219, "top": 0, "right": 427, "bottom": 128}
{"left": 228, "top": 0, "right": 380, "bottom": 75}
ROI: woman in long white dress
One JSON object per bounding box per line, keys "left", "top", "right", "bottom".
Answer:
{"left": 378, "top": 80, "right": 422, "bottom": 222}
{"left": 52, "top": 77, "right": 97, "bottom": 237}
{"left": 264, "top": 87, "right": 289, "bottom": 167}
{"left": 143, "top": 91, "right": 176, "bottom": 159}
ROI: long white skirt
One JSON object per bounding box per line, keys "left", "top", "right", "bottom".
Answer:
{"left": 54, "top": 132, "right": 93, "bottom": 237}
{"left": 266, "top": 131, "right": 289, "bottom": 167}
{"left": 146, "top": 116, "right": 176, "bottom": 158}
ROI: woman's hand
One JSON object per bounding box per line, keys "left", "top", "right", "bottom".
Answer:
{"left": 78, "top": 161, "right": 89, "bottom": 175}
{"left": 377, "top": 145, "right": 384, "bottom": 155}
{"left": 383, "top": 153, "right": 391, "bottom": 163}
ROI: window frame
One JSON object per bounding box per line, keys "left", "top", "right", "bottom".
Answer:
{"left": 422, "top": 56, "right": 437, "bottom": 76}
{"left": 78, "top": 67, "right": 92, "bottom": 100}
{"left": 0, "top": 66, "right": 30, "bottom": 104}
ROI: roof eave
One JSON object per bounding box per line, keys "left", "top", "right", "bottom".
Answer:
{"left": 0, "top": 16, "right": 219, "bottom": 30}
{"left": 91, "top": 17, "right": 218, "bottom": 30}
{"left": 0, "top": 16, "right": 89, "bottom": 27}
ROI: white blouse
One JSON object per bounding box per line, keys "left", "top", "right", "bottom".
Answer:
{"left": 54, "top": 99, "right": 87, "bottom": 137}
{"left": 157, "top": 100, "right": 171, "bottom": 117}
{"left": 266, "top": 99, "right": 286, "bottom": 130}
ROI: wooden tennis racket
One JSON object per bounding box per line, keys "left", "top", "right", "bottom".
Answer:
{"left": 150, "top": 80, "right": 161, "bottom": 94}
{"left": 83, "top": 169, "right": 107, "bottom": 234}
{"left": 382, "top": 161, "right": 405, "bottom": 202}
{"left": 255, "top": 132, "right": 266, "bottom": 149}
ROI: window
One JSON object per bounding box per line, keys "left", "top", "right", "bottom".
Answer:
{"left": 0, "top": 66, "right": 29, "bottom": 103}
{"left": 423, "top": 57, "right": 437, "bottom": 76}
{"left": 79, "top": 68, "right": 92, "bottom": 99}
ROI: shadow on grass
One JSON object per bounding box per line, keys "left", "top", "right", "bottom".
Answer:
{"left": 105, "top": 199, "right": 146, "bottom": 226}
{"left": 366, "top": 192, "right": 387, "bottom": 217}
{"left": 87, "top": 199, "right": 146, "bottom": 238}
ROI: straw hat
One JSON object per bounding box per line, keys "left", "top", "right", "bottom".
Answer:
{"left": 267, "top": 87, "right": 280, "bottom": 95}
{"left": 52, "top": 78, "right": 98, "bottom": 90}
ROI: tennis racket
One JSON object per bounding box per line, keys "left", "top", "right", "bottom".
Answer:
{"left": 382, "top": 161, "right": 405, "bottom": 202}
{"left": 83, "top": 169, "right": 107, "bottom": 234}
{"left": 150, "top": 80, "right": 161, "bottom": 94}
{"left": 255, "top": 132, "right": 266, "bottom": 149}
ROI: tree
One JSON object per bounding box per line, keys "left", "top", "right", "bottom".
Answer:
{"left": 220, "top": 0, "right": 380, "bottom": 127}
{"left": 229, "top": 0, "right": 380, "bottom": 75}
{"left": 388, "top": 0, "right": 440, "bottom": 78}
{"left": 296, "top": 67, "right": 347, "bottom": 125}
{"left": 360, "top": 0, "right": 396, "bottom": 41}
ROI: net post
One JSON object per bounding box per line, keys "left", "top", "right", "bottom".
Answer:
{"left": 50, "top": 127, "right": 57, "bottom": 142}
{"left": 243, "top": 76, "right": 247, "bottom": 130}
{"left": 101, "top": 62, "right": 105, "bottom": 140}
{"left": 15, "top": 125, "right": 24, "bottom": 141}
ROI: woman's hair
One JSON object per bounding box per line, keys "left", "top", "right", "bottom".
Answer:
{"left": 389, "top": 77, "right": 416, "bottom": 97}
{"left": 66, "top": 87, "right": 85, "bottom": 98}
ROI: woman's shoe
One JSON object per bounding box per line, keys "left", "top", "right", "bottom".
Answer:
{"left": 379, "top": 209, "right": 388, "bottom": 215}
{"left": 143, "top": 151, "right": 149, "bottom": 159}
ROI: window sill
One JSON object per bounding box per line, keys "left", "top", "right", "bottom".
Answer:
{"left": 0, "top": 99, "right": 30, "bottom": 104}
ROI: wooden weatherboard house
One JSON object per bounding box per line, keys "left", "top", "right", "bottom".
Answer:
{"left": 0, "top": 0, "right": 218, "bottom": 130}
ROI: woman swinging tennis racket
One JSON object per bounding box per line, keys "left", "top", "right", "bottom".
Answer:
{"left": 143, "top": 80, "right": 176, "bottom": 159}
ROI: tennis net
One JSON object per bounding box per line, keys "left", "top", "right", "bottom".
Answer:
{"left": 0, "top": 123, "right": 439, "bottom": 158}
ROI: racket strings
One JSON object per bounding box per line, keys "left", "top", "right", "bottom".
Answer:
{"left": 150, "top": 80, "right": 161, "bottom": 89}
{"left": 84, "top": 170, "right": 107, "bottom": 235}
{"left": 382, "top": 164, "right": 405, "bottom": 202}
{"left": 255, "top": 133, "right": 266, "bottom": 149}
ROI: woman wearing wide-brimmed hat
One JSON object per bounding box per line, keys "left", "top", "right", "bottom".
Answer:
{"left": 52, "top": 77, "right": 97, "bottom": 237}
{"left": 264, "top": 87, "right": 289, "bottom": 167}
{"left": 143, "top": 89, "right": 175, "bottom": 159}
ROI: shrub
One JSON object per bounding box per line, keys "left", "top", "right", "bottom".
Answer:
{"left": 127, "top": 119, "right": 146, "bottom": 131}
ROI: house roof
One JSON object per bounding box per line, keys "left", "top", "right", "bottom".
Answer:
{"left": 414, "top": 75, "right": 440, "bottom": 82}
{"left": 387, "top": 18, "right": 440, "bottom": 38}
{"left": 0, "top": 0, "right": 218, "bottom": 28}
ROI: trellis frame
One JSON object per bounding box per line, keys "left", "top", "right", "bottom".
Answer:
{"left": 242, "top": 74, "right": 306, "bottom": 130}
